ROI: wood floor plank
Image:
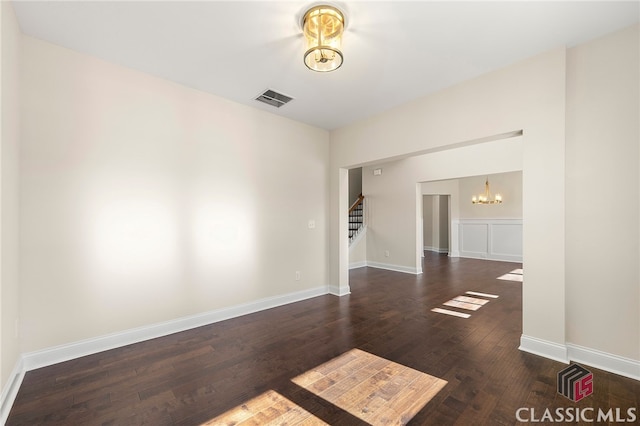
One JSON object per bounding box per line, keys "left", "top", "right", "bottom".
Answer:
{"left": 294, "top": 349, "right": 447, "bottom": 425}
{"left": 7, "top": 253, "right": 640, "bottom": 426}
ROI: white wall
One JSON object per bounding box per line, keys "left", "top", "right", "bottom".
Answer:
{"left": 348, "top": 231, "right": 366, "bottom": 268}
{"left": 421, "top": 173, "right": 522, "bottom": 261}
{"left": 565, "top": 25, "right": 639, "bottom": 360}
{"left": 19, "top": 37, "right": 330, "bottom": 353}
{"left": 331, "top": 46, "right": 566, "bottom": 352}
{"left": 332, "top": 25, "right": 640, "bottom": 372}
{"left": 360, "top": 138, "right": 523, "bottom": 274}
{"left": 457, "top": 219, "right": 523, "bottom": 262}
{"left": 1, "top": 0, "right": 21, "bottom": 397}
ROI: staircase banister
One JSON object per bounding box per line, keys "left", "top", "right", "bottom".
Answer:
{"left": 348, "top": 193, "right": 365, "bottom": 214}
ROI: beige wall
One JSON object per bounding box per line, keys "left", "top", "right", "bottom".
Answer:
{"left": 565, "top": 25, "right": 639, "bottom": 360}
{"left": 360, "top": 138, "right": 523, "bottom": 272}
{"left": 332, "top": 46, "right": 566, "bottom": 348}
{"left": 422, "top": 195, "right": 449, "bottom": 252}
{"left": 348, "top": 167, "right": 362, "bottom": 206}
{"left": 1, "top": 8, "right": 637, "bottom": 400}
{"left": 422, "top": 196, "right": 434, "bottom": 249}
{"left": 1, "top": 1, "right": 21, "bottom": 394}
{"left": 422, "top": 180, "right": 460, "bottom": 220}
{"left": 422, "top": 179, "right": 460, "bottom": 256}
{"left": 438, "top": 196, "right": 449, "bottom": 250}
{"left": 348, "top": 232, "right": 366, "bottom": 267}
{"left": 459, "top": 171, "right": 522, "bottom": 219}
{"left": 19, "top": 37, "right": 330, "bottom": 353}
{"left": 333, "top": 25, "right": 640, "bottom": 366}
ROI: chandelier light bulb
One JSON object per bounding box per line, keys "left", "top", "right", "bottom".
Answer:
{"left": 472, "top": 177, "right": 503, "bottom": 205}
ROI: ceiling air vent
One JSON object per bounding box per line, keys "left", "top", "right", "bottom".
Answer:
{"left": 255, "top": 89, "right": 293, "bottom": 108}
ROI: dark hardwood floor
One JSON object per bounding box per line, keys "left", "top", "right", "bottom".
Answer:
{"left": 7, "top": 253, "right": 639, "bottom": 425}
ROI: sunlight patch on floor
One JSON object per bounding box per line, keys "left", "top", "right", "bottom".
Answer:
{"left": 498, "top": 268, "right": 523, "bottom": 282}
{"left": 431, "top": 307, "right": 471, "bottom": 318}
{"left": 292, "top": 348, "right": 447, "bottom": 425}
{"left": 466, "top": 291, "right": 499, "bottom": 298}
{"left": 202, "top": 389, "right": 328, "bottom": 425}
{"left": 433, "top": 292, "right": 497, "bottom": 317}
{"left": 443, "top": 299, "right": 482, "bottom": 311}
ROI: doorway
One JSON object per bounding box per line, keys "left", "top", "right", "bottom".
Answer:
{"left": 422, "top": 195, "right": 450, "bottom": 256}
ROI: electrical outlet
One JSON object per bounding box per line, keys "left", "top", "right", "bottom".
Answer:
{"left": 295, "top": 271, "right": 301, "bottom": 281}
{"left": 15, "top": 319, "right": 19, "bottom": 338}
{"left": 384, "top": 250, "right": 390, "bottom": 257}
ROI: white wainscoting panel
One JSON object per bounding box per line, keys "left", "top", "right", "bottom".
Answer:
{"left": 459, "top": 219, "right": 522, "bottom": 262}
{"left": 459, "top": 223, "right": 489, "bottom": 258}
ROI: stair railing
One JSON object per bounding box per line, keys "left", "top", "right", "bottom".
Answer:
{"left": 348, "top": 193, "right": 365, "bottom": 243}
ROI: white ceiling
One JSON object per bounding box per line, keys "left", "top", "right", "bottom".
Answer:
{"left": 12, "top": 1, "right": 639, "bottom": 130}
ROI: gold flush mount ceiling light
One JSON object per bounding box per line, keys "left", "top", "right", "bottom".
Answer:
{"left": 302, "top": 5, "right": 345, "bottom": 72}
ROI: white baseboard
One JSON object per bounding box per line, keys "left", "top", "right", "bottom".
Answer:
{"left": 519, "top": 335, "right": 569, "bottom": 364}
{"left": 519, "top": 335, "right": 640, "bottom": 381}
{"left": 0, "top": 358, "right": 25, "bottom": 425}
{"left": 423, "top": 246, "right": 449, "bottom": 254}
{"left": 2, "top": 286, "right": 336, "bottom": 420}
{"left": 460, "top": 252, "right": 523, "bottom": 263}
{"left": 20, "top": 286, "right": 328, "bottom": 373}
{"left": 349, "top": 259, "right": 422, "bottom": 274}
{"left": 349, "top": 261, "right": 367, "bottom": 270}
{"left": 366, "top": 261, "right": 421, "bottom": 275}
{"left": 328, "top": 285, "right": 351, "bottom": 296}
{"left": 567, "top": 343, "right": 640, "bottom": 381}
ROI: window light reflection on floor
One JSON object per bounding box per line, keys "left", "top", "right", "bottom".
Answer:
{"left": 291, "top": 348, "right": 447, "bottom": 425}
{"left": 202, "top": 389, "right": 328, "bottom": 425}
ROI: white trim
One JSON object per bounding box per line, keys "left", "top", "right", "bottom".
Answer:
{"left": 450, "top": 219, "right": 460, "bottom": 258}
{"left": 366, "top": 261, "right": 421, "bottom": 275}
{"left": 349, "top": 261, "right": 367, "bottom": 269}
{"left": 519, "top": 336, "right": 640, "bottom": 381}
{"left": 519, "top": 335, "right": 569, "bottom": 364}
{"left": 0, "top": 358, "right": 25, "bottom": 425}
{"left": 349, "top": 225, "right": 367, "bottom": 248}
{"left": 328, "top": 285, "right": 351, "bottom": 296}
{"left": 21, "top": 286, "right": 328, "bottom": 373}
{"left": 458, "top": 219, "right": 522, "bottom": 262}
{"left": 423, "top": 246, "right": 449, "bottom": 254}
{"left": 567, "top": 343, "right": 640, "bottom": 381}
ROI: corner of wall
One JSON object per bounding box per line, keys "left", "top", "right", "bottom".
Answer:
{"left": 1, "top": 0, "right": 23, "bottom": 403}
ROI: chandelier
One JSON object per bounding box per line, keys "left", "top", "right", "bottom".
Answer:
{"left": 302, "top": 5, "right": 345, "bottom": 72}
{"left": 472, "top": 178, "right": 503, "bottom": 204}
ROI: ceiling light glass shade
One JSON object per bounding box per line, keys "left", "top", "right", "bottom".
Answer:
{"left": 302, "top": 5, "right": 344, "bottom": 72}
